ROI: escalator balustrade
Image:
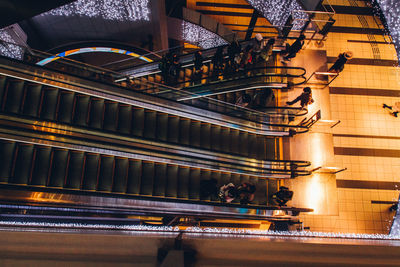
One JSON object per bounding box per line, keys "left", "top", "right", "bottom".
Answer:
{"left": 0, "top": 75, "right": 278, "bottom": 160}
{"left": 0, "top": 139, "right": 278, "bottom": 206}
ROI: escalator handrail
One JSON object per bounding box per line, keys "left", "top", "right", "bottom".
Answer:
{"left": 0, "top": 117, "right": 312, "bottom": 178}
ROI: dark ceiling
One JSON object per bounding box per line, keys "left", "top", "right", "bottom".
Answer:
{"left": 0, "top": 0, "right": 77, "bottom": 28}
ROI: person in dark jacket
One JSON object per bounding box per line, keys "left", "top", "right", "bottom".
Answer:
{"left": 212, "top": 46, "right": 224, "bottom": 78}
{"left": 237, "top": 182, "right": 256, "bottom": 204}
{"left": 286, "top": 87, "right": 314, "bottom": 108}
{"left": 329, "top": 51, "right": 353, "bottom": 73}
{"left": 193, "top": 50, "right": 204, "bottom": 84}
{"left": 283, "top": 34, "right": 305, "bottom": 61}
{"left": 272, "top": 186, "right": 293, "bottom": 206}
{"left": 227, "top": 39, "right": 241, "bottom": 71}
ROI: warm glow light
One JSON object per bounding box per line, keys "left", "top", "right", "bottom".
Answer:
{"left": 305, "top": 173, "right": 324, "bottom": 214}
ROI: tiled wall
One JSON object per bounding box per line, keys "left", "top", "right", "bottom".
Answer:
{"left": 299, "top": 0, "right": 400, "bottom": 234}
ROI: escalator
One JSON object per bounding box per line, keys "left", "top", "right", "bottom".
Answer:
{"left": 19, "top": 39, "right": 309, "bottom": 131}
{"left": 0, "top": 55, "right": 313, "bottom": 221}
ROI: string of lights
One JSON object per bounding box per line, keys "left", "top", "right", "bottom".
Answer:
{"left": 42, "top": 0, "right": 150, "bottom": 22}
{"left": 246, "top": 0, "right": 308, "bottom": 31}
{"left": 375, "top": 0, "right": 400, "bottom": 63}
{"left": 2, "top": 220, "right": 400, "bottom": 240}
{"left": 0, "top": 29, "right": 24, "bottom": 60}
{"left": 182, "top": 21, "right": 228, "bottom": 49}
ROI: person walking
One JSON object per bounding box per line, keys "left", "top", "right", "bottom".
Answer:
{"left": 286, "top": 87, "right": 314, "bottom": 108}
{"left": 329, "top": 51, "right": 353, "bottom": 73}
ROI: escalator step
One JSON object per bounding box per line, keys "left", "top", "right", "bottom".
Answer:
{"left": 117, "top": 104, "right": 132, "bottom": 134}
{"left": 0, "top": 141, "right": 16, "bottom": 182}
{"left": 4, "top": 80, "right": 24, "bottom": 114}
{"left": 144, "top": 110, "right": 157, "bottom": 139}
{"left": 257, "top": 136, "right": 266, "bottom": 159}
{"left": 40, "top": 87, "right": 59, "bottom": 121}
{"left": 165, "top": 165, "right": 178, "bottom": 197}
{"left": 177, "top": 166, "right": 189, "bottom": 199}
{"left": 153, "top": 163, "right": 167, "bottom": 196}
{"left": 97, "top": 155, "right": 115, "bottom": 192}
{"left": 65, "top": 151, "right": 85, "bottom": 189}
{"left": 210, "top": 171, "right": 221, "bottom": 201}
{"left": 239, "top": 132, "right": 249, "bottom": 157}
{"left": 30, "top": 146, "right": 51, "bottom": 186}
{"left": 210, "top": 125, "right": 221, "bottom": 151}
{"left": 22, "top": 84, "right": 42, "bottom": 117}
{"left": 199, "top": 169, "right": 211, "bottom": 201}
{"left": 240, "top": 175, "right": 250, "bottom": 185}
{"left": 220, "top": 172, "right": 231, "bottom": 189}
{"left": 82, "top": 153, "right": 100, "bottom": 190}
{"left": 140, "top": 161, "right": 154, "bottom": 195}
{"left": 200, "top": 123, "right": 211, "bottom": 150}
{"left": 132, "top": 107, "right": 145, "bottom": 137}
{"left": 156, "top": 113, "right": 168, "bottom": 142}
{"left": 230, "top": 173, "right": 241, "bottom": 186}
{"left": 126, "top": 159, "right": 142, "bottom": 194}
{"left": 230, "top": 129, "right": 240, "bottom": 155}
{"left": 189, "top": 168, "right": 200, "bottom": 200}
{"left": 73, "top": 95, "right": 90, "bottom": 127}
{"left": 103, "top": 101, "right": 118, "bottom": 132}
{"left": 265, "top": 138, "right": 276, "bottom": 159}
{"left": 220, "top": 127, "right": 230, "bottom": 153}
{"left": 167, "top": 115, "right": 179, "bottom": 143}
{"left": 112, "top": 157, "right": 129, "bottom": 193}
{"left": 255, "top": 178, "right": 268, "bottom": 205}
{"left": 12, "top": 144, "right": 34, "bottom": 185}
{"left": 57, "top": 91, "right": 75, "bottom": 124}
{"left": 179, "top": 118, "right": 190, "bottom": 145}
{"left": 48, "top": 149, "right": 68, "bottom": 187}
{"left": 248, "top": 133, "right": 258, "bottom": 158}
{"left": 89, "top": 98, "right": 105, "bottom": 129}
{"left": 190, "top": 120, "right": 201, "bottom": 147}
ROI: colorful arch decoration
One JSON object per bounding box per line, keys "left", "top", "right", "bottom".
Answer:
{"left": 36, "top": 47, "right": 153, "bottom": 66}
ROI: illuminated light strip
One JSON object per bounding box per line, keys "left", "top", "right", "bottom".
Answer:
{"left": 0, "top": 221, "right": 399, "bottom": 240}
{"left": 41, "top": 0, "right": 150, "bottom": 22}
{"left": 246, "top": 0, "right": 308, "bottom": 31}
{"left": 182, "top": 21, "right": 228, "bottom": 49}
{"left": 0, "top": 29, "right": 24, "bottom": 60}
{"left": 375, "top": 0, "right": 400, "bottom": 64}
{"left": 36, "top": 47, "right": 153, "bottom": 66}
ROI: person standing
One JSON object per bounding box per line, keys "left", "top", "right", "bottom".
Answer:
{"left": 329, "top": 51, "right": 353, "bottom": 73}
{"left": 283, "top": 34, "right": 305, "bottom": 61}
{"left": 193, "top": 50, "right": 204, "bottom": 84}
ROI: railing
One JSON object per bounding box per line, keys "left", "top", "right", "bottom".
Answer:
{"left": 0, "top": 38, "right": 313, "bottom": 135}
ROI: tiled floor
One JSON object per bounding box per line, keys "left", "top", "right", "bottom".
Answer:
{"left": 284, "top": 0, "right": 400, "bottom": 234}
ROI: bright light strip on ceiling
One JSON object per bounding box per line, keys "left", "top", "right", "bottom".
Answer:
{"left": 375, "top": 0, "right": 400, "bottom": 64}
{"left": 247, "top": 0, "right": 308, "bottom": 30}
{"left": 42, "top": 0, "right": 150, "bottom": 22}
{"left": 0, "top": 29, "right": 24, "bottom": 60}
{"left": 36, "top": 47, "right": 153, "bottom": 66}
{"left": 182, "top": 21, "right": 228, "bottom": 49}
